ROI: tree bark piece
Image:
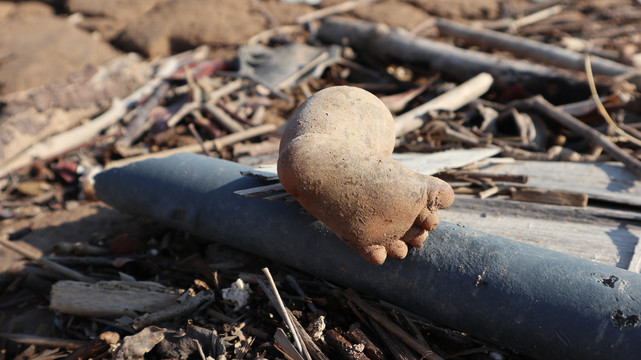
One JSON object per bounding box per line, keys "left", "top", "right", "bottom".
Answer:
{"left": 325, "top": 329, "right": 370, "bottom": 360}
{"left": 317, "top": 17, "right": 582, "bottom": 91}
{"left": 510, "top": 188, "right": 588, "bottom": 207}
{"left": 346, "top": 327, "right": 384, "bottom": 360}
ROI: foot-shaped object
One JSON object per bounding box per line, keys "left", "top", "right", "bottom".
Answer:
{"left": 277, "top": 86, "right": 454, "bottom": 264}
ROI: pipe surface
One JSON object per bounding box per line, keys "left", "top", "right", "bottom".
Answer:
{"left": 95, "top": 153, "right": 641, "bottom": 360}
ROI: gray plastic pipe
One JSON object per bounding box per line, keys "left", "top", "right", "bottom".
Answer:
{"left": 95, "top": 153, "right": 641, "bottom": 360}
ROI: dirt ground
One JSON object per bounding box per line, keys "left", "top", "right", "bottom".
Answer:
{"left": 2, "top": 0, "right": 641, "bottom": 359}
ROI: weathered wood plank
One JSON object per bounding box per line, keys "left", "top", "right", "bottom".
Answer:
{"left": 477, "top": 160, "right": 641, "bottom": 207}
{"left": 390, "top": 148, "right": 501, "bottom": 175}
{"left": 441, "top": 195, "right": 641, "bottom": 269}
{"left": 240, "top": 148, "right": 502, "bottom": 180}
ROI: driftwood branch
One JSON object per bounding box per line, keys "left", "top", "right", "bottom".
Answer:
{"left": 317, "top": 17, "right": 582, "bottom": 89}
{"left": 394, "top": 72, "right": 493, "bottom": 137}
{"left": 50, "top": 280, "right": 182, "bottom": 317}
{"left": 435, "top": 18, "right": 639, "bottom": 82}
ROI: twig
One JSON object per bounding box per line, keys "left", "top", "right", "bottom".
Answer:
{"left": 132, "top": 290, "right": 214, "bottom": 330}
{"left": 482, "top": 2, "right": 564, "bottom": 30}
{"left": 0, "top": 333, "right": 86, "bottom": 349}
{"left": 261, "top": 267, "right": 310, "bottom": 360}
{"left": 211, "top": 123, "right": 276, "bottom": 151}
{"left": 207, "top": 78, "right": 243, "bottom": 102}
{"left": 206, "top": 309, "right": 269, "bottom": 338}
{"left": 318, "top": 17, "right": 580, "bottom": 92}
{"left": 435, "top": 17, "right": 636, "bottom": 78}
{"left": 296, "top": 0, "right": 379, "bottom": 24}
{"left": 184, "top": 65, "right": 203, "bottom": 104}
{"left": 516, "top": 96, "right": 641, "bottom": 178}
{"left": 508, "top": 4, "right": 564, "bottom": 32}
{"left": 286, "top": 308, "right": 330, "bottom": 360}
{"left": 274, "top": 328, "right": 305, "bottom": 360}
{"left": 188, "top": 123, "right": 212, "bottom": 157}
{"left": 203, "top": 103, "right": 245, "bottom": 132}
{"left": 105, "top": 124, "right": 276, "bottom": 169}
{"left": 584, "top": 55, "right": 641, "bottom": 147}
{"left": 167, "top": 101, "right": 200, "bottom": 127}
{"left": 118, "top": 81, "right": 171, "bottom": 148}
{"left": 394, "top": 73, "right": 493, "bottom": 137}
{"left": 346, "top": 290, "right": 443, "bottom": 360}
{"left": 286, "top": 275, "right": 318, "bottom": 313}
{"left": 0, "top": 235, "right": 95, "bottom": 283}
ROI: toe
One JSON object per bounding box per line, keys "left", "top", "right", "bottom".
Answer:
{"left": 401, "top": 224, "right": 428, "bottom": 247}
{"left": 426, "top": 176, "right": 455, "bottom": 210}
{"left": 362, "top": 244, "right": 387, "bottom": 265}
{"left": 415, "top": 208, "right": 439, "bottom": 231}
{"left": 386, "top": 240, "right": 408, "bottom": 259}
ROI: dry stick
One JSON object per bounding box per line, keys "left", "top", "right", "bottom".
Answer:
{"left": 167, "top": 101, "right": 200, "bottom": 127}
{"left": 184, "top": 65, "right": 203, "bottom": 104}
{"left": 286, "top": 308, "right": 330, "bottom": 360}
{"left": 105, "top": 123, "right": 276, "bottom": 169}
{"left": 188, "top": 123, "right": 212, "bottom": 157}
{"left": 207, "top": 78, "right": 243, "bottom": 102}
{"left": 132, "top": 290, "right": 214, "bottom": 330}
{"left": 286, "top": 275, "right": 318, "bottom": 313}
{"left": 394, "top": 72, "right": 494, "bottom": 137}
{"left": 347, "top": 290, "right": 444, "bottom": 360}
{"left": 522, "top": 96, "right": 641, "bottom": 178}
{"left": 118, "top": 80, "right": 171, "bottom": 147}
{"left": 508, "top": 4, "right": 564, "bottom": 31}
{"left": 261, "top": 267, "right": 310, "bottom": 360}
{"left": 0, "top": 333, "right": 86, "bottom": 349}
{"left": 296, "top": 0, "right": 378, "bottom": 24}
{"left": 482, "top": 2, "right": 563, "bottom": 30}
{"left": 584, "top": 55, "right": 641, "bottom": 147}
{"left": 435, "top": 17, "right": 637, "bottom": 79}
{"left": 318, "top": 17, "right": 580, "bottom": 90}
{"left": 274, "top": 328, "right": 305, "bottom": 360}
{"left": 0, "top": 235, "right": 96, "bottom": 283}
{"left": 206, "top": 309, "right": 269, "bottom": 339}
{"left": 203, "top": 103, "right": 245, "bottom": 133}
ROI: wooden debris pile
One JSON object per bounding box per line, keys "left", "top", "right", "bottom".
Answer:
{"left": 2, "top": 0, "right": 641, "bottom": 359}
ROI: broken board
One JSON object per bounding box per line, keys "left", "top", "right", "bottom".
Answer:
{"left": 240, "top": 147, "right": 502, "bottom": 180}
{"left": 475, "top": 160, "right": 641, "bottom": 207}
{"left": 441, "top": 196, "right": 641, "bottom": 270}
